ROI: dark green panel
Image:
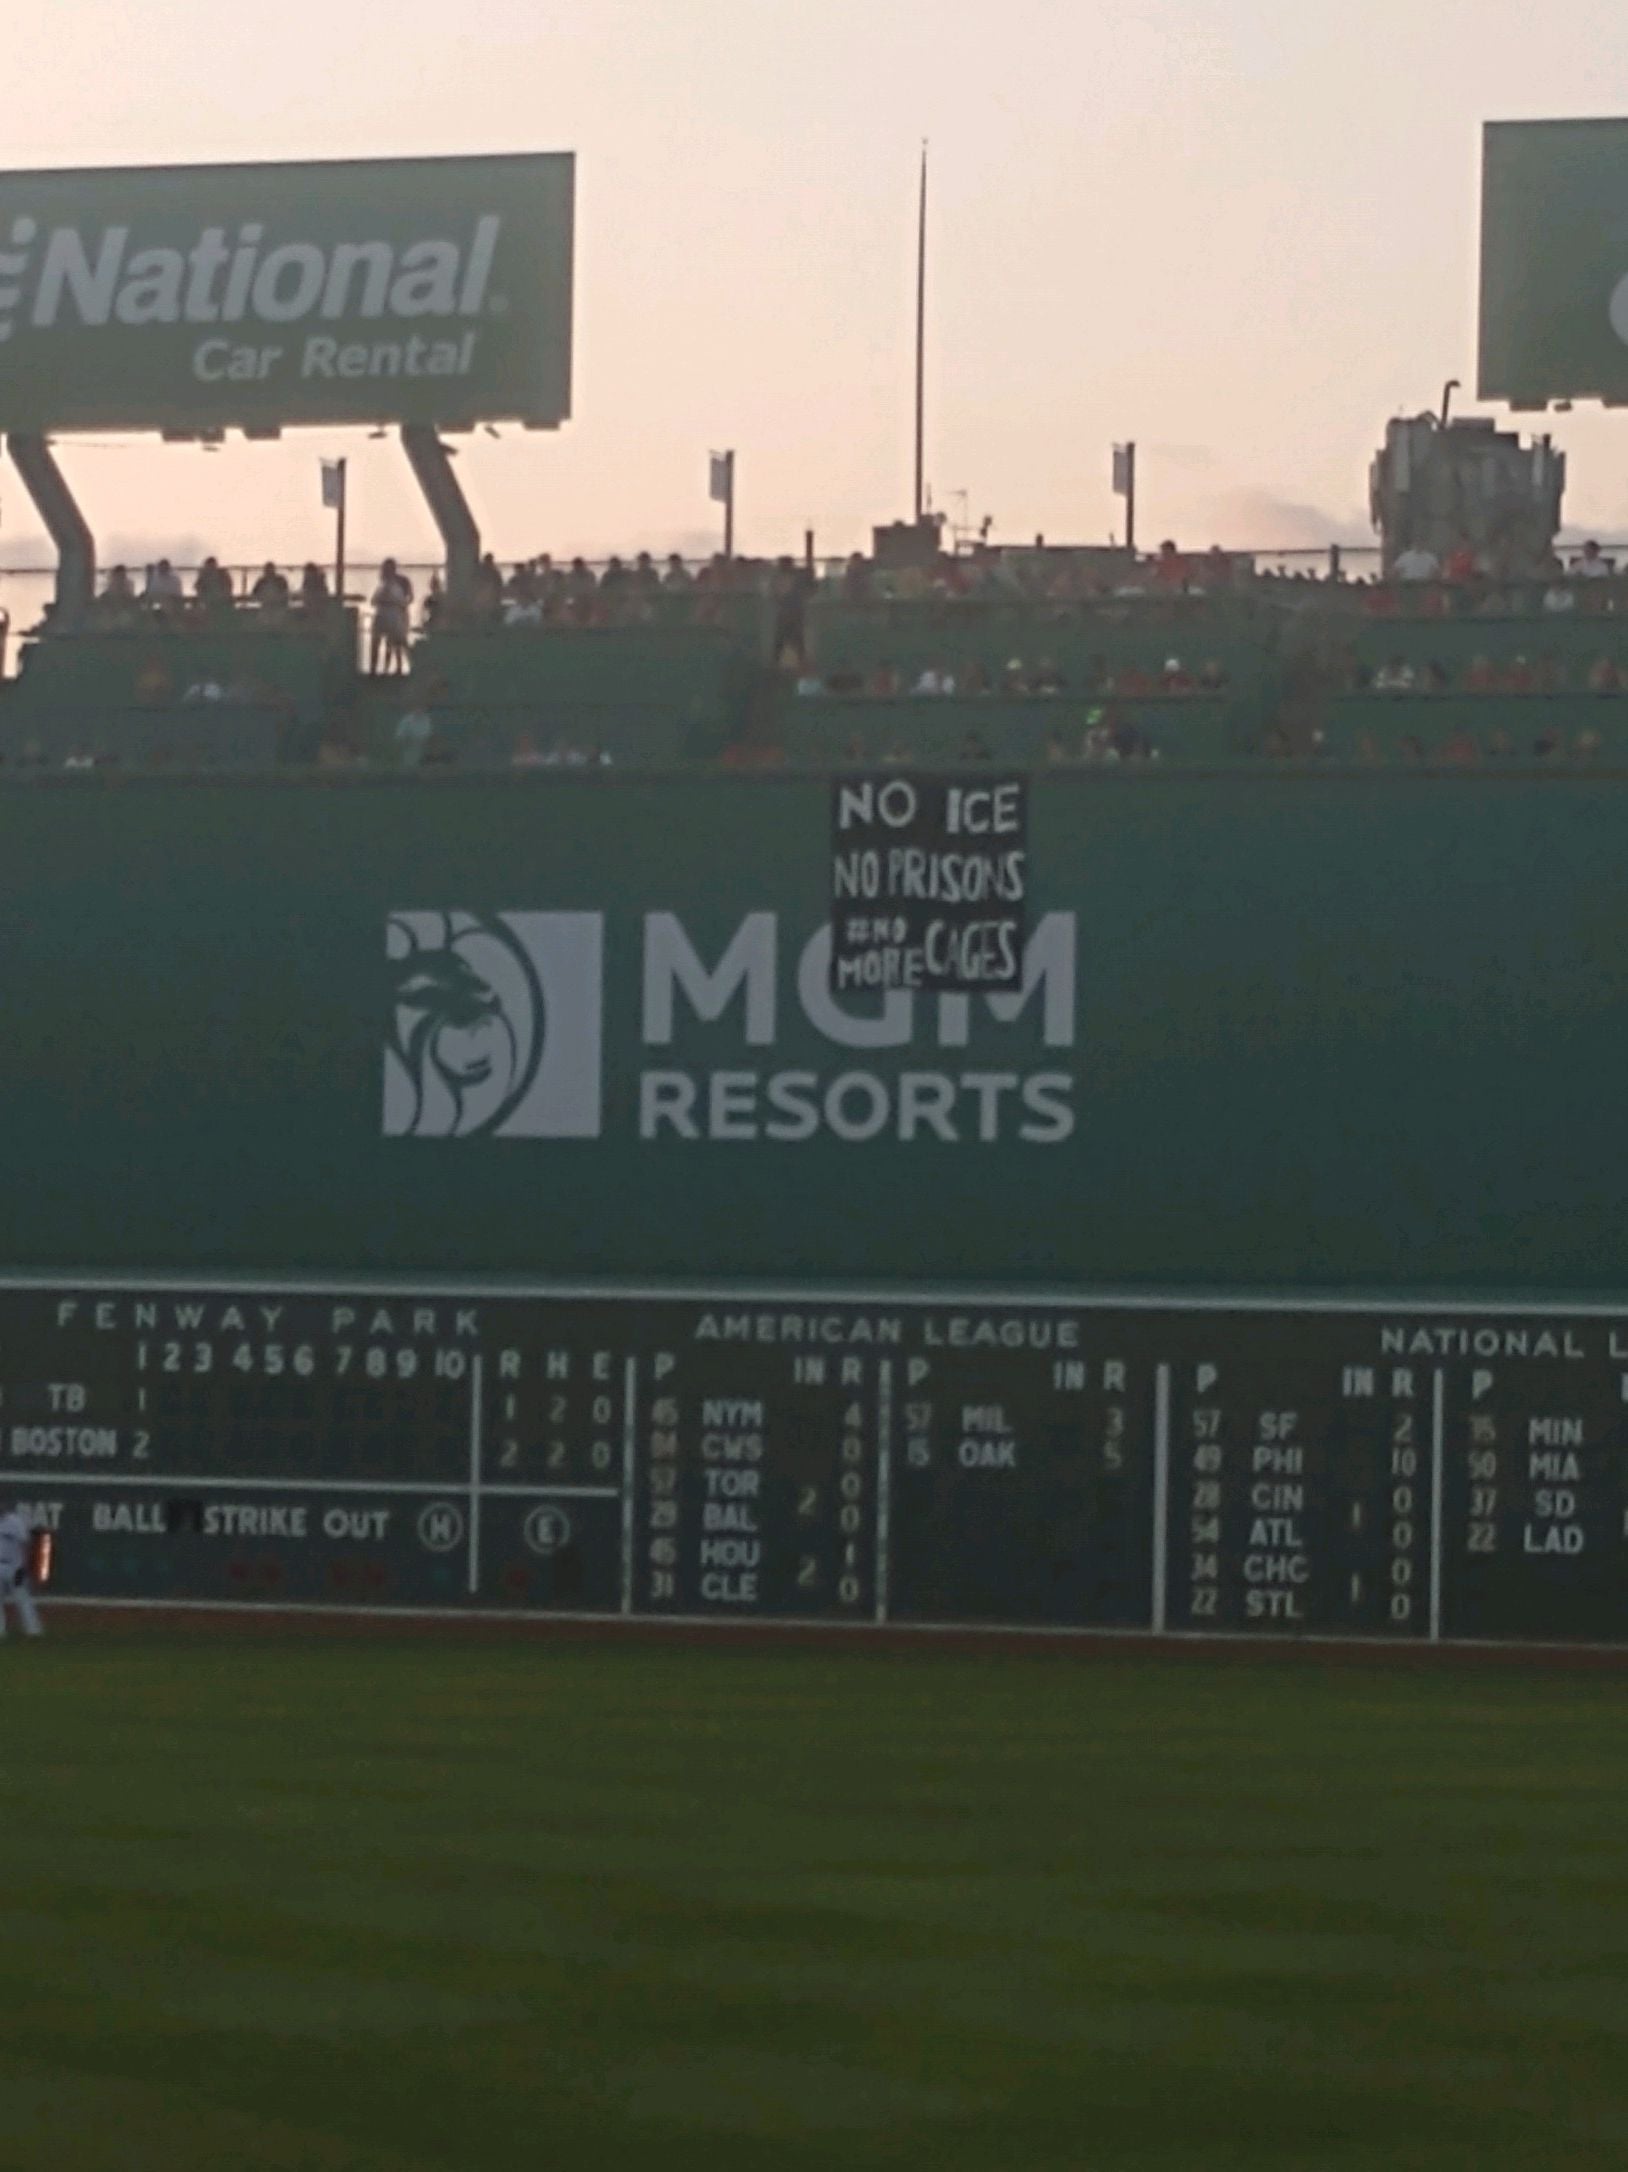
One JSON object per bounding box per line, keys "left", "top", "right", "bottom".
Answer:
{"left": 0, "top": 768, "right": 1626, "bottom": 1292}
{"left": 18, "top": 1285, "right": 1628, "bottom": 1647}
{"left": 1480, "top": 119, "right": 1628, "bottom": 405}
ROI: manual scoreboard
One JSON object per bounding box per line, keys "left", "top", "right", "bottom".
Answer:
{"left": 9, "top": 1282, "right": 1628, "bottom": 1646}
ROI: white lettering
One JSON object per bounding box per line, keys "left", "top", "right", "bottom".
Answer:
{"left": 33, "top": 223, "right": 127, "bottom": 327}
{"left": 642, "top": 912, "right": 777, "bottom": 1044}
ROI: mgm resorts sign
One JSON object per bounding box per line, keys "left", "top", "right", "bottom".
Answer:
{"left": 385, "top": 909, "right": 1079, "bottom": 1148}
{"left": 0, "top": 152, "right": 574, "bottom": 434}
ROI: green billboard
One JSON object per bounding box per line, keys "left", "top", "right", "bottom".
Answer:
{"left": 1480, "top": 119, "right": 1628, "bottom": 407}
{"left": 0, "top": 153, "right": 573, "bottom": 434}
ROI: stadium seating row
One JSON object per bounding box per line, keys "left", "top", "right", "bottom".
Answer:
{"left": 7, "top": 579, "right": 1628, "bottom": 772}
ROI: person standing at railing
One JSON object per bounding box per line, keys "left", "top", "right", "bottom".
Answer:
{"left": 472, "top": 554, "right": 504, "bottom": 623}
{"left": 565, "top": 558, "right": 598, "bottom": 627}
{"left": 1152, "top": 540, "right": 1188, "bottom": 590}
{"left": 97, "top": 566, "right": 138, "bottom": 632}
{"left": 502, "top": 565, "right": 544, "bottom": 628}
{"left": 251, "top": 563, "right": 291, "bottom": 620}
{"left": 195, "top": 556, "right": 235, "bottom": 620}
{"left": 599, "top": 557, "right": 630, "bottom": 624}
{"left": 1574, "top": 540, "right": 1615, "bottom": 580}
{"left": 370, "top": 559, "right": 414, "bottom": 674}
{"left": 144, "top": 559, "right": 184, "bottom": 618}
{"left": 1392, "top": 544, "right": 1441, "bottom": 582}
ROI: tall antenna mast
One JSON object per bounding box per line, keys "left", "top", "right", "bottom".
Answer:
{"left": 914, "top": 141, "right": 928, "bottom": 525}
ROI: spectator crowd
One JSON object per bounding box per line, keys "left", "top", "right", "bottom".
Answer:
{"left": 793, "top": 655, "right": 1231, "bottom": 700}
{"left": 1347, "top": 651, "right": 1628, "bottom": 696}
{"left": 6, "top": 525, "right": 1628, "bottom": 777}
{"left": 70, "top": 557, "right": 340, "bottom": 634}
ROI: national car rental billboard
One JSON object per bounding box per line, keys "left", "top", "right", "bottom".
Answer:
{"left": 0, "top": 152, "right": 573, "bottom": 434}
{"left": 1480, "top": 119, "right": 1628, "bottom": 408}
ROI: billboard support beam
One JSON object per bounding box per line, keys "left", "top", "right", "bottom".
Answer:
{"left": 401, "top": 424, "right": 480, "bottom": 610}
{"left": 6, "top": 434, "right": 95, "bottom": 631}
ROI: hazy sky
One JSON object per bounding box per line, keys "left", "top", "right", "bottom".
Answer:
{"left": 3, "top": 0, "right": 1628, "bottom": 571}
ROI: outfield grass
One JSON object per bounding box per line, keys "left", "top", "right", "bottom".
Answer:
{"left": 3, "top": 1634, "right": 1628, "bottom": 2170}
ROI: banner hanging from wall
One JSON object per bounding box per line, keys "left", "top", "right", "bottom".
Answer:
{"left": 829, "top": 772, "right": 1029, "bottom": 993}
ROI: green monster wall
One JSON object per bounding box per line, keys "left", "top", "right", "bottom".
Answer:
{"left": 0, "top": 768, "right": 1621, "bottom": 1292}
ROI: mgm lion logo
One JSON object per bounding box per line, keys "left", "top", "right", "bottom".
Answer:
{"left": 383, "top": 911, "right": 604, "bottom": 1139}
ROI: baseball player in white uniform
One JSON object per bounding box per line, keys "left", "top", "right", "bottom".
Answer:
{"left": 0, "top": 1500, "right": 44, "bottom": 1639}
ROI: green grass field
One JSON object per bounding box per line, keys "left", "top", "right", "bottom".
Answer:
{"left": 4, "top": 1633, "right": 1628, "bottom": 2171}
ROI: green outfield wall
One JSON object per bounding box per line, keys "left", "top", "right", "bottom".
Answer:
{"left": 1, "top": 768, "right": 1623, "bottom": 1291}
